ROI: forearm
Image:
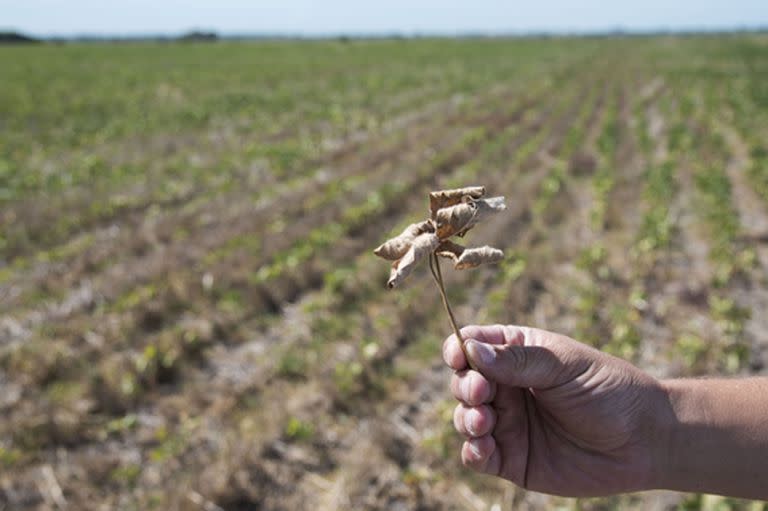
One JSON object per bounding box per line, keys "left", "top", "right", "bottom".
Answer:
{"left": 654, "top": 378, "right": 768, "bottom": 498}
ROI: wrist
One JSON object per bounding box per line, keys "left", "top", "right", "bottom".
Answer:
{"left": 645, "top": 378, "right": 686, "bottom": 490}
{"left": 652, "top": 377, "right": 768, "bottom": 498}
{"left": 650, "top": 379, "right": 705, "bottom": 491}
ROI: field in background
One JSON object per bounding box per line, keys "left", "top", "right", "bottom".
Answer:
{"left": 2, "top": 35, "right": 768, "bottom": 510}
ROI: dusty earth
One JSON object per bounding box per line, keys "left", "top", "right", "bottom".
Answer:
{"left": 2, "top": 36, "right": 768, "bottom": 510}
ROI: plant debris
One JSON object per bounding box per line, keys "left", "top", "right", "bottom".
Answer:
{"left": 373, "top": 186, "right": 506, "bottom": 365}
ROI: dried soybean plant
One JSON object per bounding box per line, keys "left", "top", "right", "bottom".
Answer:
{"left": 373, "top": 186, "right": 506, "bottom": 364}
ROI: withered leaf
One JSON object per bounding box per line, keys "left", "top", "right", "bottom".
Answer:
{"left": 475, "top": 196, "right": 507, "bottom": 217}
{"left": 429, "top": 186, "right": 485, "bottom": 218}
{"left": 387, "top": 232, "right": 440, "bottom": 288}
{"left": 373, "top": 220, "right": 435, "bottom": 260}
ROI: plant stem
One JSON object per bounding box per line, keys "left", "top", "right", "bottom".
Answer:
{"left": 429, "top": 252, "right": 476, "bottom": 369}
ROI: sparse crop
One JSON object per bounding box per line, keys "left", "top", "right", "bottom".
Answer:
{"left": 3, "top": 35, "right": 768, "bottom": 511}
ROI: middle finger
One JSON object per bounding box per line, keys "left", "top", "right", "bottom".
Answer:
{"left": 450, "top": 369, "right": 496, "bottom": 405}
{"left": 453, "top": 403, "right": 496, "bottom": 437}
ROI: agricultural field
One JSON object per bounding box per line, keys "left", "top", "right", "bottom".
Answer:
{"left": 1, "top": 34, "right": 768, "bottom": 510}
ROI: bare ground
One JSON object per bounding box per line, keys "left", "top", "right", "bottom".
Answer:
{"left": 3, "top": 49, "right": 768, "bottom": 511}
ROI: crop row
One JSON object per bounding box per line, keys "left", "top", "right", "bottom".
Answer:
{"left": 168, "top": 75, "right": 596, "bottom": 507}
{"left": 0, "top": 77, "right": 591, "bottom": 509}
{"left": 1, "top": 80, "right": 517, "bottom": 262}
{"left": 0, "top": 79, "right": 585, "bottom": 468}
{"left": 0, "top": 78, "right": 554, "bottom": 321}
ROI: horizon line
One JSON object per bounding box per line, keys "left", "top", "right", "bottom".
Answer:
{"left": 3, "top": 24, "right": 768, "bottom": 41}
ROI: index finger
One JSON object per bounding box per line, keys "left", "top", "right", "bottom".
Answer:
{"left": 442, "top": 324, "right": 520, "bottom": 370}
{"left": 442, "top": 332, "right": 467, "bottom": 370}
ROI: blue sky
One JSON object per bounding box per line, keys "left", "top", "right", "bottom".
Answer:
{"left": 3, "top": 0, "right": 768, "bottom": 37}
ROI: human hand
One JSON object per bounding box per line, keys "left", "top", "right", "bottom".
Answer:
{"left": 443, "top": 324, "right": 667, "bottom": 497}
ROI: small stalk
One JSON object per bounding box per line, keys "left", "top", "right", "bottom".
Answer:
{"left": 429, "top": 252, "right": 476, "bottom": 370}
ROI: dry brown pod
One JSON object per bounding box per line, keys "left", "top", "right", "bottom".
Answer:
{"left": 434, "top": 196, "right": 506, "bottom": 238}
{"left": 373, "top": 186, "right": 506, "bottom": 367}
{"left": 429, "top": 186, "right": 486, "bottom": 218}
{"left": 374, "top": 220, "right": 434, "bottom": 261}
{"left": 434, "top": 202, "right": 477, "bottom": 238}
{"left": 386, "top": 232, "right": 440, "bottom": 288}
{"left": 436, "top": 241, "right": 504, "bottom": 270}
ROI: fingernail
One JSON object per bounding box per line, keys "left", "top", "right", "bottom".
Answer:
{"left": 469, "top": 439, "right": 482, "bottom": 458}
{"left": 466, "top": 410, "right": 479, "bottom": 436}
{"left": 467, "top": 340, "right": 495, "bottom": 366}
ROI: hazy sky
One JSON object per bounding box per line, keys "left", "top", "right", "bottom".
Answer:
{"left": 4, "top": 0, "right": 768, "bottom": 37}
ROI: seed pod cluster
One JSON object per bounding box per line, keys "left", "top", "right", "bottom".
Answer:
{"left": 374, "top": 186, "right": 506, "bottom": 288}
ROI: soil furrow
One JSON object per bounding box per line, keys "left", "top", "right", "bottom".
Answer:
{"left": 0, "top": 80, "right": 554, "bottom": 323}
{"left": 0, "top": 76, "right": 592, "bottom": 511}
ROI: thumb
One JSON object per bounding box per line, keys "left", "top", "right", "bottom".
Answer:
{"left": 465, "top": 338, "right": 566, "bottom": 389}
